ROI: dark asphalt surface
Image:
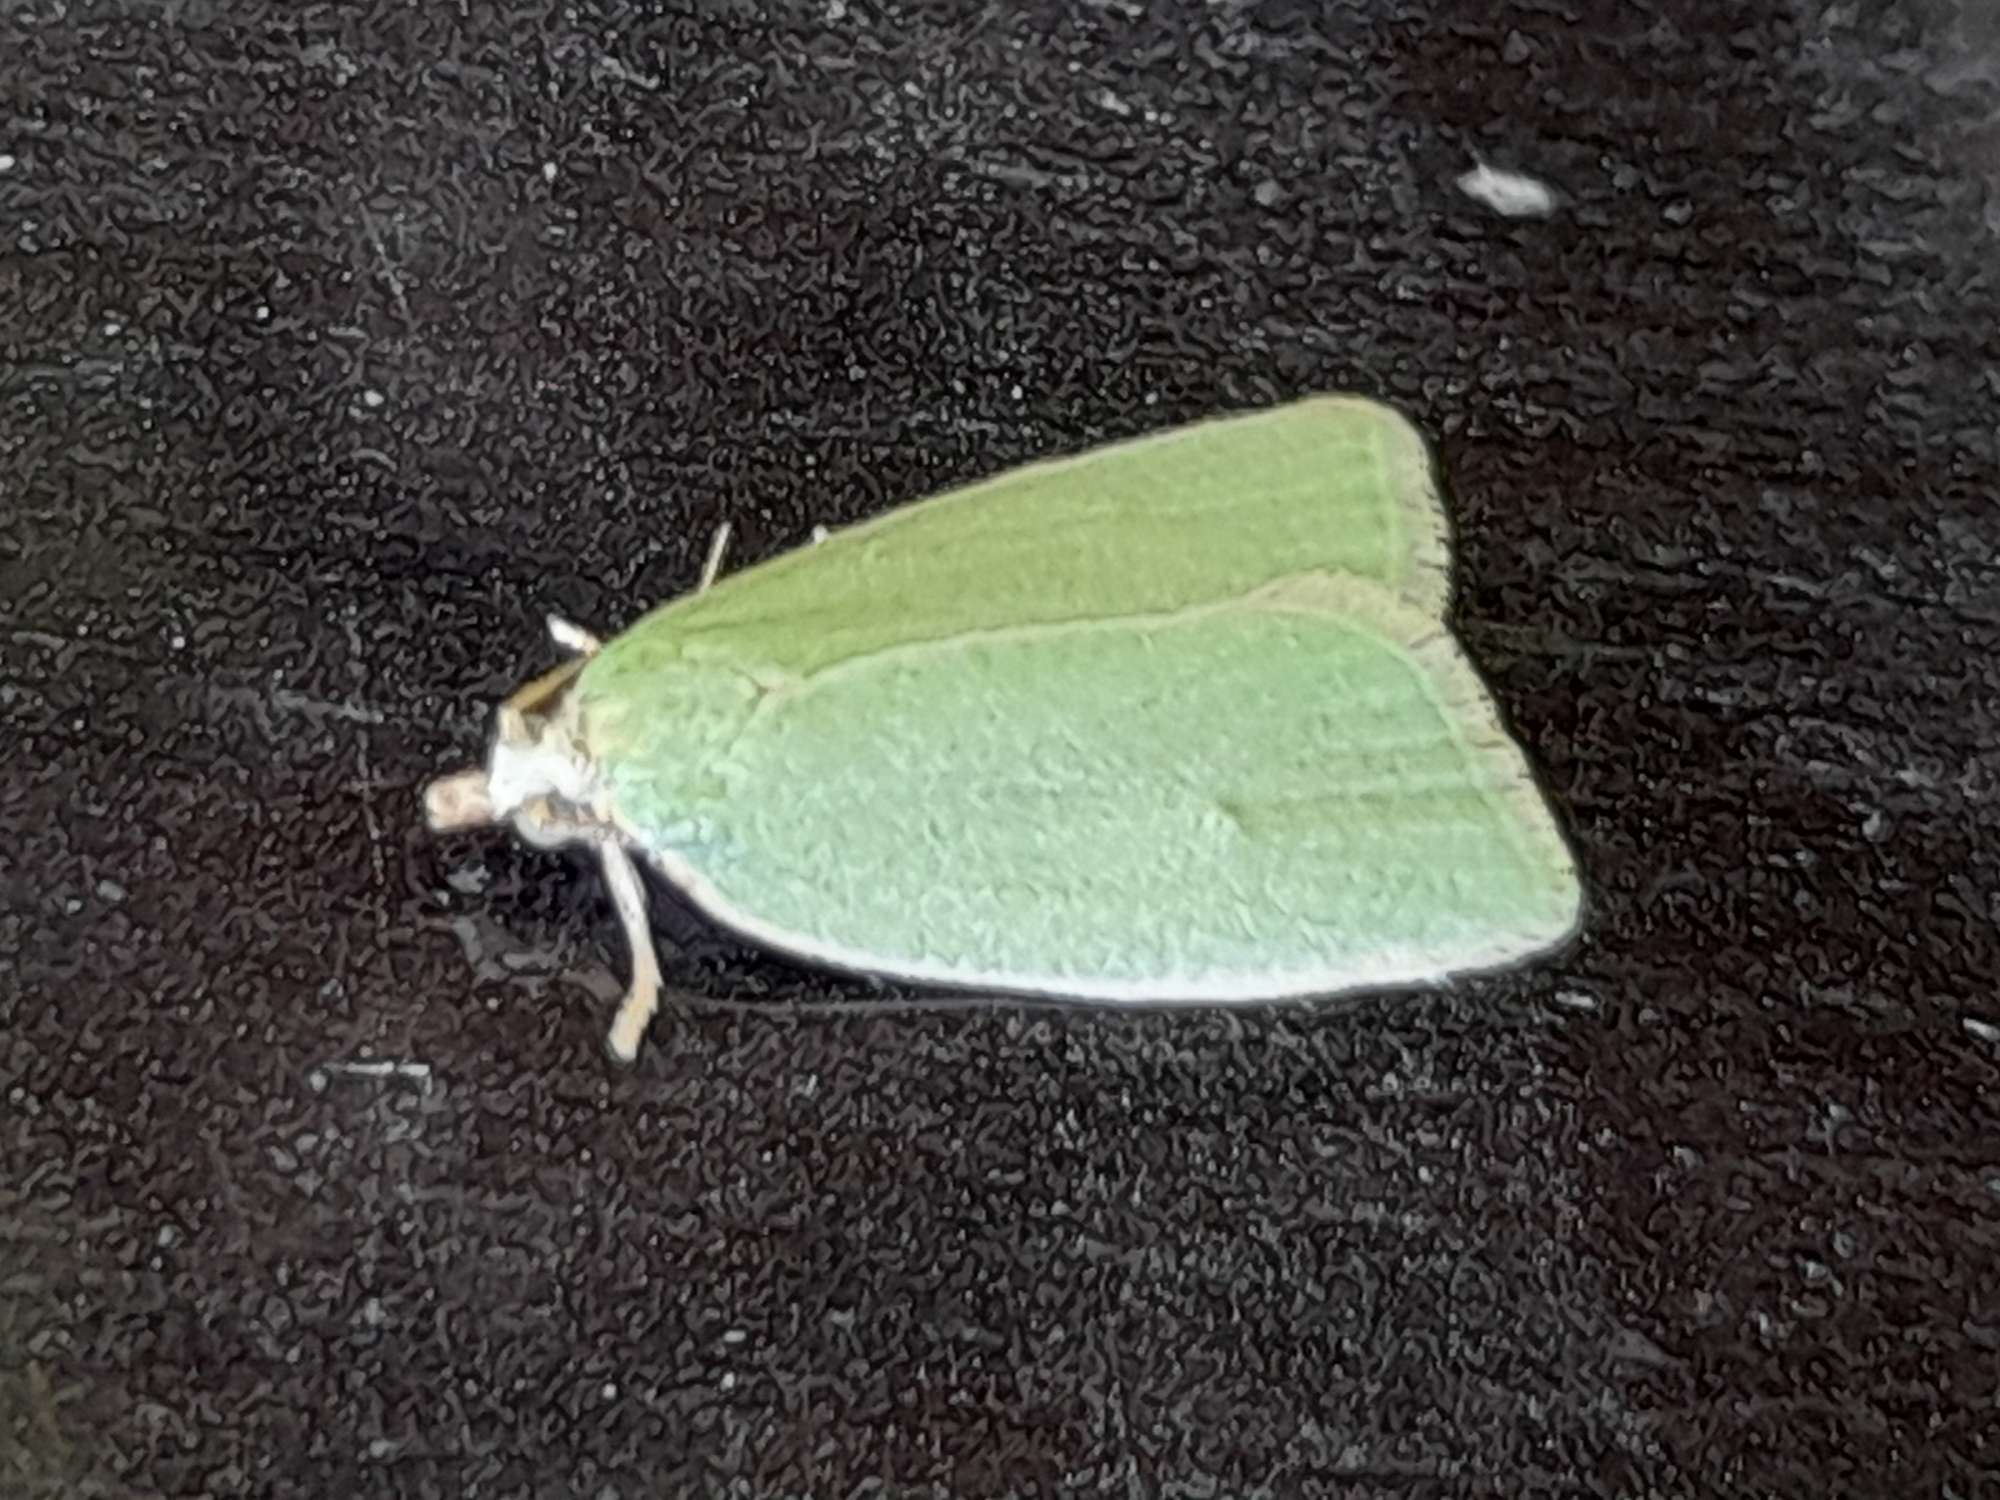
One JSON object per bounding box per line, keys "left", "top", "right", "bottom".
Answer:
{"left": 4, "top": 3, "right": 1998, "bottom": 1496}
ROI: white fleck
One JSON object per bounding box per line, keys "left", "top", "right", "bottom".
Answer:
{"left": 1457, "top": 160, "right": 1558, "bottom": 218}
{"left": 255, "top": 304, "right": 271, "bottom": 322}
{"left": 361, "top": 388, "right": 385, "bottom": 408}
{"left": 320, "top": 1059, "right": 434, "bottom": 1087}
{"left": 720, "top": 1372, "right": 736, "bottom": 1390}
{"left": 102, "top": 320, "right": 123, "bottom": 337}
{"left": 1098, "top": 88, "right": 1131, "bottom": 117}
{"left": 810, "top": 524, "right": 831, "bottom": 545}
{"left": 1553, "top": 988, "right": 1599, "bottom": 1011}
{"left": 96, "top": 878, "right": 128, "bottom": 903}
{"left": 1964, "top": 1017, "right": 2000, "bottom": 1045}
{"left": 590, "top": 55, "right": 661, "bottom": 91}
{"left": 1010, "top": 383, "right": 1023, "bottom": 400}
{"left": 825, "top": 0, "right": 845, "bottom": 18}
{"left": 542, "top": 161, "right": 558, "bottom": 183}
{"left": 445, "top": 866, "right": 488, "bottom": 895}
{"left": 261, "top": 687, "right": 386, "bottom": 725}
{"left": 0, "top": 154, "right": 15, "bottom": 172}
{"left": 601, "top": 1381, "right": 618, "bottom": 1400}
{"left": 722, "top": 1329, "right": 747, "bottom": 1344}
{"left": 170, "top": 632, "right": 186, "bottom": 649}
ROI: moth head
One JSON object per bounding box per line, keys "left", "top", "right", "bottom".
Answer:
{"left": 422, "top": 662, "right": 598, "bottom": 835}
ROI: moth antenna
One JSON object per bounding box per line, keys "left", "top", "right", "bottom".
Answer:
{"left": 547, "top": 616, "right": 603, "bottom": 655}
{"left": 698, "top": 521, "right": 732, "bottom": 593}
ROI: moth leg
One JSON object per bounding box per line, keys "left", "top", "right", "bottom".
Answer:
{"left": 547, "top": 616, "right": 603, "bottom": 656}
{"left": 597, "top": 838, "right": 665, "bottom": 1065}
{"left": 698, "top": 520, "right": 732, "bottom": 593}
{"left": 506, "top": 802, "right": 665, "bottom": 1063}
{"left": 423, "top": 768, "right": 496, "bottom": 832}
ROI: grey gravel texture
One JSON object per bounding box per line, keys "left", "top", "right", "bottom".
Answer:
{"left": 4, "top": 2, "right": 1998, "bottom": 1496}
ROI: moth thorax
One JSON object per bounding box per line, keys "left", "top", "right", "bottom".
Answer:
{"left": 486, "top": 720, "right": 596, "bottom": 817}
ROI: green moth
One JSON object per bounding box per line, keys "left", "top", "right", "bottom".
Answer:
{"left": 424, "top": 395, "right": 1582, "bottom": 1062}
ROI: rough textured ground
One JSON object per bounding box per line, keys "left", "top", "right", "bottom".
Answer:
{"left": 4, "top": 2, "right": 1998, "bottom": 1496}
